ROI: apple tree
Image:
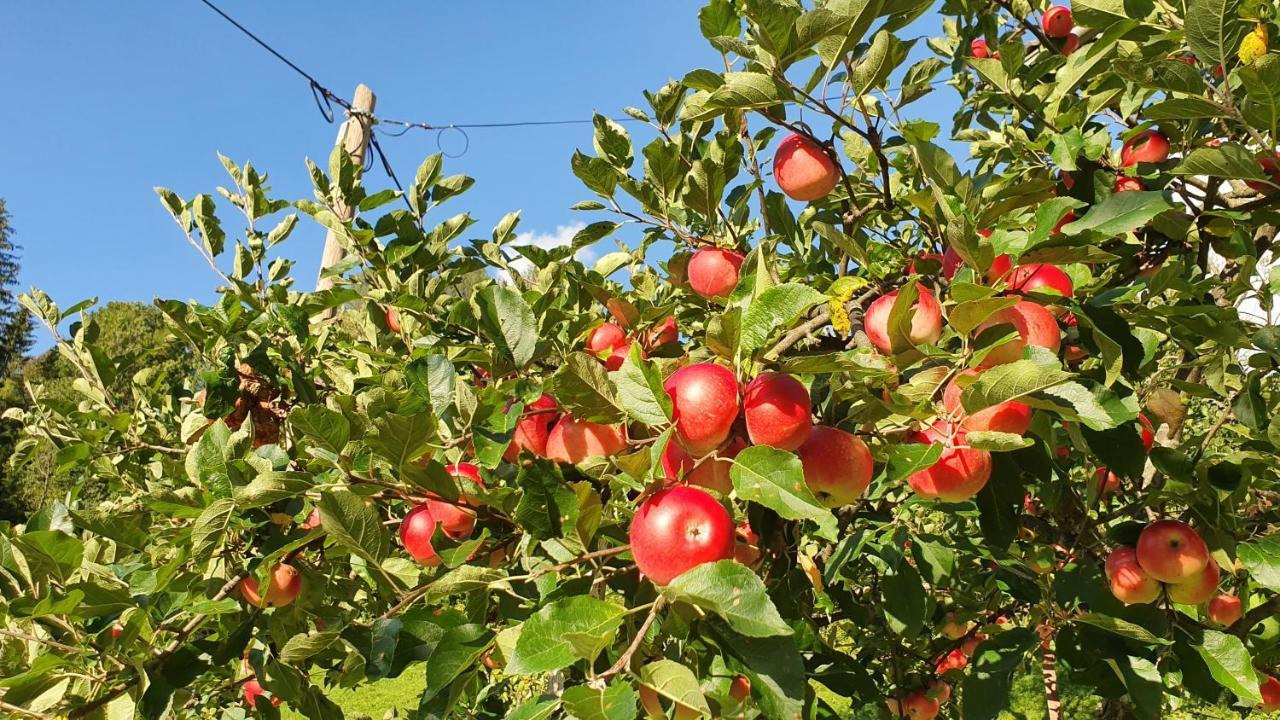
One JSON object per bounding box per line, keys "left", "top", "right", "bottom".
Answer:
{"left": 4, "top": 1, "right": 1280, "bottom": 719}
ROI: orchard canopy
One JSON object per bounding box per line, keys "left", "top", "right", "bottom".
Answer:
{"left": 6, "top": 1, "right": 1280, "bottom": 719}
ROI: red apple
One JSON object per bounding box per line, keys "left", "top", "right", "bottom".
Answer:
{"left": 1121, "top": 130, "right": 1171, "bottom": 167}
{"left": 743, "top": 373, "right": 813, "bottom": 451}
{"left": 545, "top": 416, "right": 628, "bottom": 463}
{"left": 887, "top": 690, "right": 941, "bottom": 720}
{"left": 1042, "top": 5, "right": 1073, "bottom": 38}
{"left": 423, "top": 463, "right": 482, "bottom": 540}
{"left": 774, "top": 133, "right": 840, "bottom": 201}
{"left": 730, "top": 675, "right": 751, "bottom": 703}
{"left": 643, "top": 316, "right": 679, "bottom": 349}
{"left": 1008, "top": 264, "right": 1074, "bottom": 298}
{"left": 1113, "top": 175, "right": 1144, "bottom": 193}
{"left": 687, "top": 247, "right": 745, "bottom": 301}
{"left": 301, "top": 507, "right": 322, "bottom": 530}
{"left": 865, "top": 286, "right": 944, "bottom": 354}
{"left": 1139, "top": 415, "right": 1155, "bottom": 453}
{"left": 1247, "top": 152, "right": 1280, "bottom": 193}
{"left": 1060, "top": 32, "right": 1080, "bottom": 55}
{"left": 1095, "top": 467, "right": 1121, "bottom": 495}
{"left": 734, "top": 519, "right": 763, "bottom": 568}
{"left": 239, "top": 564, "right": 302, "bottom": 608}
{"left": 1166, "top": 558, "right": 1220, "bottom": 605}
{"left": 401, "top": 504, "right": 442, "bottom": 566}
{"left": 243, "top": 678, "right": 282, "bottom": 709}
{"left": 960, "top": 633, "right": 988, "bottom": 656}
{"left": 504, "top": 393, "right": 560, "bottom": 461}
{"left": 797, "top": 426, "right": 874, "bottom": 507}
{"left": 970, "top": 38, "right": 991, "bottom": 59}
{"left": 942, "top": 368, "right": 1033, "bottom": 434}
{"left": 1105, "top": 547, "right": 1161, "bottom": 605}
{"left": 110, "top": 624, "right": 123, "bottom": 640}
{"left": 941, "top": 613, "right": 972, "bottom": 640}
{"left": 1052, "top": 209, "right": 1077, "bottom": 235}
{"left": 385, "top": 307, "right": 401, "bottom": 333}
{"left": 639, "top": 685, "right": 664, "bottom": 719}
{"left": 1260, "top": 675, "right": 1280, "bottom": 712}
{"left": 928, "top": 679, "right": 951, "bottom": 704}
{"left": 664, "top": 363, "right": 740, "bottom": 456}
{"left": 977, "top": 300, "right": 1062, "bottom": 366}
{"left": 1207, "top": 594, "right": 1243, "bottom": 626}
{"left": 586, "top": 322, "right": 629, "bottom": 371}
{"left": 629, "top": 486, "right": 735, "bottom": 586}
{"left": 908, "top": 425, "right": 992, "bottom": 502}
{"left": 935, "top": 648, "right": 969, "bottom": 675}
{"left": 661, "top": 435, "right": 744, "bottom": 494}
{"left": 1135, "top": 520, "right": 1210, "bottom": 583}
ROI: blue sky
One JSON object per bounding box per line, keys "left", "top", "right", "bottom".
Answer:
{"left": 2, "top": 3, "right": 958, "bottom": 352}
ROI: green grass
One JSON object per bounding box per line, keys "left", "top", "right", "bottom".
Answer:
{"left": 281, "top": 666, "right": 424, "bottom": 720}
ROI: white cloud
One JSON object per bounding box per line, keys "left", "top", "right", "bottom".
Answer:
{"left": 501, "top": 222, "right": 598, "bottom": 282}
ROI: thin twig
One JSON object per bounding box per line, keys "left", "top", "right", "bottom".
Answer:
{"left": 598, "top": 596, "right": 665, "bottom": 680}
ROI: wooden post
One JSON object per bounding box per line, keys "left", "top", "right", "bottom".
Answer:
{"left": 316, "top": 84, "right": 376, "bottom": 304}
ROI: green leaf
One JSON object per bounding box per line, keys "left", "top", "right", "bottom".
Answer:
{"left": 639, "top": 660, "right": 711, "bottom": 716}
{"left": 190, "top": 499, "right": 236, "bottom": 564}
{"left": 548, "top": 352, "right": 626, "bottom": 424}
{"left": 708, "top": 624, "right": 805, "bottom": 720}
{"left": 572, "top": 150, "right": 619, "bottom": 197}
{"left": 1143, "top": 97, "right": 1228, "bottom": 120}
{"left": 1241, "top": 55, "right": 1280, "bottom": 130}
{"left": 1074, "top": 614, "right": 1172, "bottom": 645}
{"left": 949, "top": 297, "right": 1020, "bottom": 336}
{"left": 961, "top": 361, "right": 1073, "bottom": 413}
{"left": 851, "top": 30, "right": 896, "bottom": 95}
{"left": 966, "top": 431, "right": 1034, "bottom": 452}
{"left": 1030, "top": 381, "right": 1136, "bottom": 430}
{"left": 367, "top": 618, "right": 401, "bottom": 680}
{"left": 1195, "top": 630, "right": 1261, "bottom": 704}
{"left": 592, "top": 114, "right": 633, "bottom": 169}
{"left": 1072, "top": 0, "right": 1154, "bottom": 28}
{"left": 279, "top": 631, "right": 341, "bottom": 664}
{"left": 730, "top": 446, "right": 838, "bottom": 541}
{"left": 975, "top": 456, "right": 1022, "bottom": 548}
{"left": 185, "top": 420, "right": 232, "bottom": 493}
{"left": 288, "top": 406, "right": 350, "bottom": 455}
{"left": 478, "top": 286, "right": 538, "bottom": 368}
{"left": 614, "top": 344, "right": 673, "bottom": 426}
{"left": 366, "top": 412, "right": 436, "bottom": 469}
{"left": 318, "top": 489, "right": 388, "bottom": 563}
{"left": 1185, "top": 0, "right": 1248, "bottom": 66}
{"left": 1237, "top": 536, "right": 1280, "bottom": 591}
{"left": 740, "top": 282, "right": 826, "bottom": 354}
{"left": 881, "top": 563, "right": 926, "bottom": 638}
{"left": 1059, "top": 191, "right": 1173, "bottom": 236}
{"left": 234, "top": 471, "right": 312, "bottom": 509}
{"left": 425, "top": 565, "right": 507, "bottom": 603}
{"left": 815, "top": 0, "right": 885, "bottom": 68}
{"left": 514, "top": 461, "right": 581, "bottom": 540}
{"left": 505, "top": 699, "right": 560, "bottom": 720}
{"left": 961, "top": 628, "right": 1037, "bottom": 720}
{"left": 664, "top": 560, "right": 791, "bottom": 638}
{"left": 561, "top": 682, "right": 637, "bottom": 720}
{"left": 507, "top": 597, "right": 626, "bottom": 674}
{"left": 421, "top": 623, "right": 493, "bottom": 705}
{"left": 1233, "top": 372, "right": 1267, "bottom": 431}
{"left": 887, "top": 442, "right": 943, "bottom": 482}
{"left": 1171, "top": 145, "right": 1267, "bottom": 180}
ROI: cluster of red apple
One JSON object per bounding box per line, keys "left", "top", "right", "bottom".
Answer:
{"left": 971, "top": 4, "right": 1078, "bottom": 61}
{"left": 886, "top": 678, "right": 952, "bottom": 720}
{"left": 1105, "top": 520, "right": 1225, "bottom": 608}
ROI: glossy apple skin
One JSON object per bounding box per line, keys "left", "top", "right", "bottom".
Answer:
{"left": 1259, "top": 674, "right": 1280, "bottom": 712}
{"left": 545, "top": 416, "right": 628, "bottom": 463}
{"left": 1095, "top": 467, "right": 1121, "bottom": 495}
{"left": 978, "top": 300, "right": 1062, "bottom": 366}
{"left": 504, "top": 393, "right": 559, "bottom": 461}
{"left": 1166, "top": 558, "right": 1220, "bottom": 605}
{"left": 865, "top": 286, "right": 944, "bottom": 354}
{"left": 943, "top": 369, "right": 1033, "bottom": 434}
{"left": 1207, "top": 594, "right": 1243, "bottom": 626}
{"left": 629, "top": 486, "right": 735, "bottom": 586}
{"left": 940, "top": 612, "right": 972, "bottom": 640}
{"left": 1139, "top": 415, "right": 1155, "bottom": 453}
{"left": 424, "top": 463, "right": 483, "bottom": 540}
{"left": 687, "top": 248, "right": 745, "bottom": 301}
{"left": 909, "top": 446, "right": 992, "bottom": 501}
{"left": 1060, "top": 32, "right": 1080, "bottom": 55}
{"left": 401, "top": 504, "right": 442, "bottom": 566}
{"left": 960, "top": 633, "right": 987, "bottom": 656}
{"left": 928, "top": 679, "right": 952, "bottom": 704}
{"left": 774, "top": 133, "right": 840, "bottom": 201}
{"left": 1106, "top": 546, "right": 1162, "bottom": 605}
{"left": 385, "top": 307, "right": 401, "bottom": 333}
{"left": 1042, "top": 5, "right": 1073, "bottom": 38}
{"left": 1136, "top": 520, "right": 1210, "bottom": 583}
{"left": 1052, "top": 209, "right": 1077, "bottom": 235}
{"left": 730, "top": 675, "right": 752, "bottom": 703}
{"left": 1008, "top": 264, "right": 1074, "bottom": 298}
{"left": 664, "top": 363, "right": 741, "bottom": 456}
{"left": 586, "top": 322, "right": 630, "bottom": 371}
{"left": 1113, "top": 175, "right": 1144, "bottom": 192}
{"left": 743, "top": 373, "right": 813, "bottom": 451}
{"left": 942, "top": 246, "right": 1012, "bottom": 282}
{"left": 239, "top": 564, "right": 302, "bottom": 608}
{"left": 1121, "top": 130, "right": 1171, "bottom": 167}
{"left": 970, "top": 38, "right": 991, "bottom": 58}
{"left": 935, "top": 648, "right": 969, "bottom": 675}
{"left": 797, "top": 426, "right": 874, "bottom": 507}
